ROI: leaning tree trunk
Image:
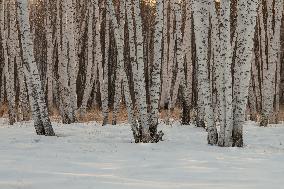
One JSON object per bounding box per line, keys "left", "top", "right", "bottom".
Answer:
{"left": 106, "top": 0, "right": 140, "bottom": 142}
{"left": 16, "top": 0, "right": 55, "bottom": 136}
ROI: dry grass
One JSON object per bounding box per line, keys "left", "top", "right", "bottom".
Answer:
{"left": 76, "top": 105, "right": 129, "bottom": 124}
{"left": 277, "top": 105, "right": 284, "bottom": 121}
{"left": 1, "top": 103, "right": 284, "bottom": 124}
{"left": 0, "top": 103, "right": 8, "bottom": 118}
{"left": 160, "top": 107, "right": 182, "bottom": 121}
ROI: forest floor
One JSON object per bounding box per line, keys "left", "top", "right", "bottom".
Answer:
{"left": 0, "top": 119, "right": 284, "bottom": 189}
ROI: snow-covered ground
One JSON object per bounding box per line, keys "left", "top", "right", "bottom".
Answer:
{"left": 0, "top": 119, "right": 283, "bottom": 189}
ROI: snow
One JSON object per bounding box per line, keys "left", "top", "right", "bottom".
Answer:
{"left": 0, "top": 119, "right": 283, "bottom": 189}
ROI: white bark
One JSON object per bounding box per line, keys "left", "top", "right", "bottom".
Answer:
{"left": 102, "top": 5, "right": 110, "bottom": 125}
{"left": 112, "top": 0, "right": 125, "bottom": 125}
{"left": 167, "top": 1, "right": 176, "bottom": 110}
{"left": 132, "top": 0, "right": 152, "bottom": 141}
{"left": 10, "top": 0, "right": 29, "bottom": 121}
{"left": 80, "top": 1, "right": 94, "bottom": 115}
{"left": 66, "top": 0, "right": 79, "bottom": 112}
{"left": 216, "top": 0, "right": 234, "bottom": 147}
{"left": 16, "top": 0, "right": 55, "bottom": 136}
{"left": 183, "top": 0, "right": 193, "bottom": 109}
{"left": 58, "top": 0, "right": 76, "bottom": 123}
{"left": 232, "top": 0, "right": 258, "bottom": 147}
{"left": 149, "top": 0, "right": 163, "bottom": 129}
{"left": 160, "top": 0, "right": 169, "bottom": 108}
{"left": 46, "top": 0, "right": 54, "bottom": 110}
{"left": 171, "top": 1, "right": 183, "bottom": 108}
{"left": 2, "top": 1, "right": 16, "bottom": 125}
{"left": 193, "top": 0, "right": 217, "bottom": 145}
{"left": 106, "top": 0, "right": 140, "bottom": 141}
{"left": 261, "top": 0, "right": 284, "bottom": 126}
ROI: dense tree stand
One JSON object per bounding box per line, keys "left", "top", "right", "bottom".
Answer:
{"left": 0, "top": 0, "right": 283, "bottom": 146}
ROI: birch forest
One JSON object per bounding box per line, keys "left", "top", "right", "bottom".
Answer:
{"left": 1, "top": 0, "right": 284, "bottom": 148}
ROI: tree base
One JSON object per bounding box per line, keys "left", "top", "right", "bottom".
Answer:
{"left": 207, "top": 127, "right": 218, "bottom": 145}
{"left": 196, "top": 119, "right": 206, "bottom": 128}
{"left": 259, "top": 115, "right": 268, "bottom": 127}
{"left": 133, "top": 126, "right": 164, "bottom": 143}
{"left": 232, "top": 131, "right": 243, "bottom": 147}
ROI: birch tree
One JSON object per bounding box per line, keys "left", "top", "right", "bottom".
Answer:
{"left": 216, "top": 0, "right": 234, "bottom": 147}
{"left": 150, "top": 0, "right": 163, "bottom": 133}
{"left": 232, "top": 0, "right": 258, "bottom": 147}
{"left": 261, "top": 0, "right": 284, "bottom": 126}
{"left": 112, "top": 0, "right": 125, "bottom": 125}
{"left": 57, "top": 0, "right": 76, "bottom": 123}
{"left": 80, "top": 1, "right": 95, "bottom": 116}
{"left": 106, "top": 0, "right": 140, "bottom": 142}
{"left": 181, "top": 0, "right": 193, "bottom": 125}
{"left": 45, "top": 0, "right": 55, "bottom": 111}
{"left": 16, "top": 0, "right": 55, "bottom": 136}
{"left": 102, "top": 3, "right": 110, "bottom": 125}
{"left": 193, "top": 0, "right": 218, "bottom": 145}
{"left": 1, "top": 1, "right": 16, "bottom": 125}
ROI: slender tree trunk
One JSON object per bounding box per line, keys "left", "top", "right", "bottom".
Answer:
{"left": 193, "top": 0, "right": 218, "bottom": 145}
{"left": 160, "top": 0, "right": 169, "bottom": 109}
{"left": 2, "top": 1, "right": 16, "bottom": 125}
{"left": 102, "top": 5, "right": 110, "bottom": 125}
{"left": 149, "top": 0, "right": 164, "bottom": 138}
{"left": 46, "top": 0, "right": 54, "bottom": 111}
{"left": 80, "top": 1, "right": 94, "bottom": 116}
{"left": 217, "top": 0, "right": 234, "bottom": 147}
{"left": 232, "top": 0, "right": 258, "bottom": 147}
{"left": 261, "top": 0, "right": 284, "bottom": 126}
{"left": 112, "top": 0, "right": 125, "bottom": 125}
{"left": 106, "top": 0, "right": 140, "bottom": 142}
{"left": 182, "top": 0, "right": 193, "bottom": 125}
{"left": 17, "top": 0, "right": 55, "bottom": 136}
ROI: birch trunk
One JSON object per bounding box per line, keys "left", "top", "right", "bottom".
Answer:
{"left": 66, "top": 0, "right": 78, "bottom": 112}
{"left": 2, "top": 1, "right": 16, "bottom": 125}
{"left": 112, "top": 0, "right": 125, "bottom": 125}
{"left": 132, "top": 0, "right": 153, "bottom": 141}
{"left": 16, "top": 0, "right": 55, "bottom": 136}
{"left": 46, "top": 0, "right": 54, "bottom": 111}
{"left": 193, "top": 0, "right": 218, "bottom": 145}
{"left": 232, "top": 0, "right": 258, "bottom": 147}
{"left": 10, "top": 0, "right": 29, "bottom": 121}
{"left": 80, "top": 1, "right": 94, "bottom": 116}
{"left": 149, "top": 0, "right": 163, "bottom": 133}
{"left": 261, "top": 0, "right": 284, "bottom": 126}
{"left": 106, "top": 0, "right": 140, "bottom": 142}
{"left": 58, "top": 0, "right": 76, "bottom": 123}
{"left": 182, "top": 0, "right": 193, "bottom": 125}
{"left": 160, "top": 0, "right": 169, "bottom": 109}
{"left": 217, "top": 0, "right": 233, "bottom": 147}
{"left": 102, "top": 5, "right": 110, "bottom": 125}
